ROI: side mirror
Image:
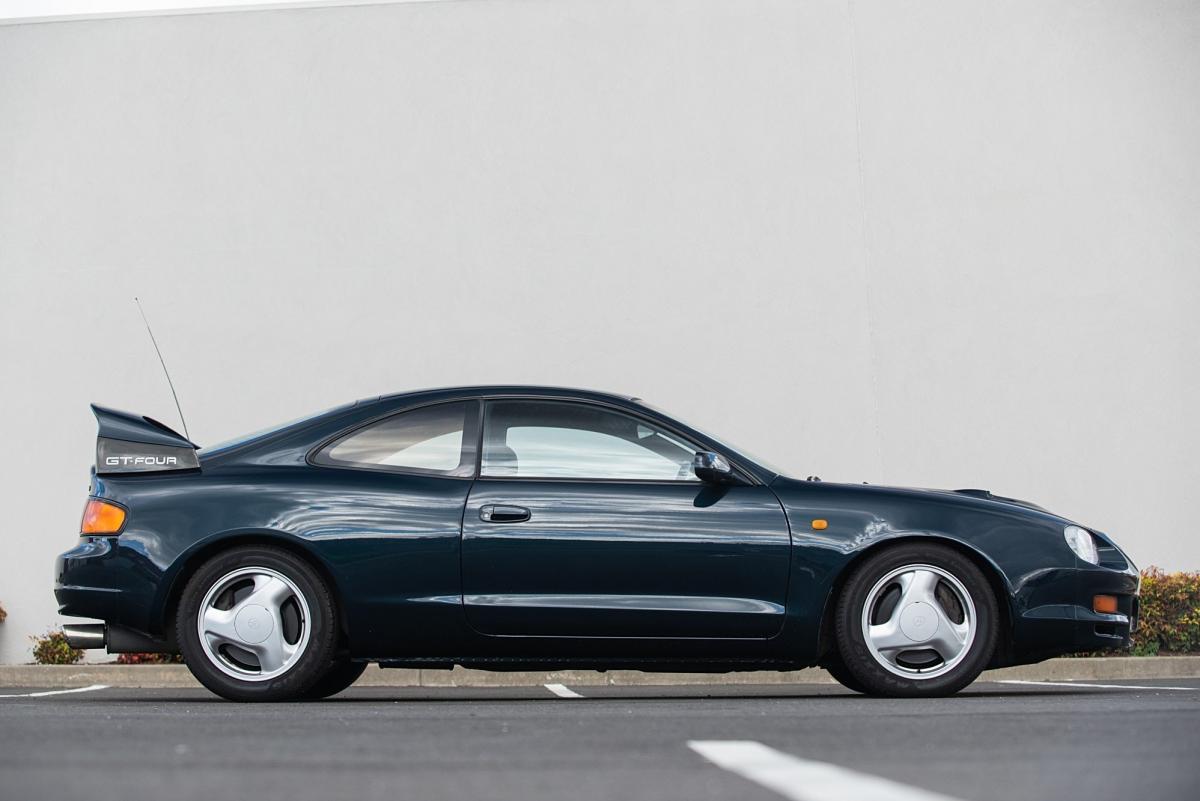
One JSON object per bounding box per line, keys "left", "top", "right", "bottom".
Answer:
{"left": 693, "top": 451, "right": 735, "bottom": 484}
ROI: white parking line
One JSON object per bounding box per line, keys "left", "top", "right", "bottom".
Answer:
{"left": 544, "top": 683, "right": 584, "bottom": 699}
{"left": 0, "top": 684, "right": 109, "bottom": 699}
{"left": 997, "top": 679, "right": 1199, "bottom": 692}
{"left": 688, "top": 740, "right": 965, "bottom": 801}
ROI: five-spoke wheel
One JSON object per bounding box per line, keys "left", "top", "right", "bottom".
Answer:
{"left": 833, "top": 543, "right": 997, "bottom": 696}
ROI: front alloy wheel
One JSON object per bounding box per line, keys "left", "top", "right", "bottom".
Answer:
{"left": 834, "top": 543, "right": 997, "bottom": 697}
{"left": 862, "top": 564, "right": 976, "bottom": 679}
{"left": 178, "top": 546, "right": 338, "bottom": 701}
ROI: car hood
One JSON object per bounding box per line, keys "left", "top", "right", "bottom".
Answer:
{"left": 781, "top": 476, "right": 1053, "bottom": 516}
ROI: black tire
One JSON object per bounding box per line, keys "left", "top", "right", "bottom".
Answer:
{"left": 177, "top": 546, "right": 339, "bottom": 702}
{"left": 302, "top": 660, "right": 368, "bottom": 700}
{"left": 835, "top": 542, "right": 998, "bottom": 697}
{"left": 823, "top": 653, "right": 868, "bottom": 694}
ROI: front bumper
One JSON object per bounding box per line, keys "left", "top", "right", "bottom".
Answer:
{"left": 1009, "top": 561, "right": 1140, "bottom": 664}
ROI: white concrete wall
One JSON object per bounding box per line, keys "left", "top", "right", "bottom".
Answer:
{"left": 1, "top": 0, "right": 1197, "bottom": 663}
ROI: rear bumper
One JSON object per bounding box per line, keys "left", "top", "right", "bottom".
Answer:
{"left": 55, "top": 537, "right": 163, "bottom": 636}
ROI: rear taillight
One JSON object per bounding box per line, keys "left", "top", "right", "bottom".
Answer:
{"left": 80, "top": 498, "right": 126, "bottom": 535}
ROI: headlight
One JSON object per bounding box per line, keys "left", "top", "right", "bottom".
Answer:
{"left": 1064, "top": 525, "right": 1099, "bottom": 564}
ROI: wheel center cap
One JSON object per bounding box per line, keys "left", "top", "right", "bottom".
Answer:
{"left": 899, "top": 601, "right": 939, "bottom": 642}
{"left": 234, "top": 604, "right": 273, "bottom": 644}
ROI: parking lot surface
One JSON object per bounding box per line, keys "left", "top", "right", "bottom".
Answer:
{"left": 1, "top": 679, "right": 1197, "bottom": 801}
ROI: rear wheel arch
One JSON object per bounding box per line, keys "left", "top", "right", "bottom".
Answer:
{"left": 159, "top": 531, "right": 349, "bottom": 651}
{"left": 816, "top": 534, "right": 1014, "bottom": 668}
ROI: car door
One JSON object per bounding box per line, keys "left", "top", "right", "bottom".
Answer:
{"left": 460, "top": 399, "right": 792, "bottom": 639}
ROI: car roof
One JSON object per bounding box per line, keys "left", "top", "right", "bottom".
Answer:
{"left": 370, "top": 385, "right": 642, "bottom": 405}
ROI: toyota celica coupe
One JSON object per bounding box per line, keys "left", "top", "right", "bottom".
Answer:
{"left": 56, "top": 386, "right": 1139, "bottom": 701}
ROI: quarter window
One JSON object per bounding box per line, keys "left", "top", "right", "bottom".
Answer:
{"left": 482, "top": 400, "right": 700, "bottom": 481}
{"left": 316, "top": 401, "right": 477, "bottom": 477}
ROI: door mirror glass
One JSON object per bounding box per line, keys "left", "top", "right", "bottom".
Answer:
{"left": 693, "top": 451, "right": 735, "bottom": 484}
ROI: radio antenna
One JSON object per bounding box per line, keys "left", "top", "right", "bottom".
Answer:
{"left": 134, "top": 297, "right": 191, "bottom": 442}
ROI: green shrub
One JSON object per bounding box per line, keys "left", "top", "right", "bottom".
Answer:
{"left": 1133, "top": 567, "right": 1200, "bottom": 654}
{"left": 30, "top": 629, "right": 83, "bottom": 665}
{"left": 115, "top": 652, "right": 183, "bottom": 664}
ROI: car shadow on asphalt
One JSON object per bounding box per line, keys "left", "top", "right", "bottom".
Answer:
{"left": 80, "top": 688, "right": 1111, "bottom": 703}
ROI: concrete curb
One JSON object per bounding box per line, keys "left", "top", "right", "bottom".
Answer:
{"left": 2, "top": 656, "right": 1198, "bottom": 689}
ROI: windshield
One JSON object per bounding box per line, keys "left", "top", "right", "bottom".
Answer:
{"left": 636, "top": 400, "right": 789, "bottom": 477}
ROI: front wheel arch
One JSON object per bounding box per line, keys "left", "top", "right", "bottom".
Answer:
{"left": 159, "top": 532, "right": 349, "bottom": 653}
{"left": 816, "top": 534, "right": 1014, "bottom": 670}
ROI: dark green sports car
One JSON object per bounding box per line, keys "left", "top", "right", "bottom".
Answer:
{"left": 56, "top": 386, "right": 1138, "bottom": 701}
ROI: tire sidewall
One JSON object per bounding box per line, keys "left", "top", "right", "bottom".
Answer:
{"left": 822, "top": 653, "right": 868, "bottom": 694}
{"left": 836, "top": 543, "right": 998, "bottom": 697}
{"left": 177, "top": 546, "right": 337, "bottom": 702}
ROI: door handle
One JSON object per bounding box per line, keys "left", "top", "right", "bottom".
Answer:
{"left": 479, "top": 504, "right": 531, "bottom": 523}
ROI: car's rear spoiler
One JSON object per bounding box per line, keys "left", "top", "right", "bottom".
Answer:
{"left": 92, "top": 404, "right": 200, "bottom": 475}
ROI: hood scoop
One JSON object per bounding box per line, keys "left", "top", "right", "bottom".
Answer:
{"left": 951, "top": 488, "right": 1047, "bottom": 512}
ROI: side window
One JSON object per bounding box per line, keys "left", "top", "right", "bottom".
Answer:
{"left": 315, "top": 401, "right": 478, "bottom": 477}
{"left": 481, "top": 400, "right": 700, "bottom": 481}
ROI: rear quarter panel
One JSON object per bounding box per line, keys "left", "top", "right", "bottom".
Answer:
{"left": 89, "top": 465, "right": 472, "bottom": 656}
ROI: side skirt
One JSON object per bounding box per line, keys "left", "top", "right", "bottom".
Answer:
{"left": 375, "top": 657, "right": 808, "bottom": 672}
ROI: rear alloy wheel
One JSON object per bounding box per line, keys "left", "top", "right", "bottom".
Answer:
{"left": 835, "top": 543, "right": 998, "bottom": 697}
{"left": 178, "top": 546, "right": 338, "bottom": 702}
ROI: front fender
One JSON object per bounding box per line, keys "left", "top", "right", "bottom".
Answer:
{"left": 766, "top": 478, "right": 1082, "bottom": 665}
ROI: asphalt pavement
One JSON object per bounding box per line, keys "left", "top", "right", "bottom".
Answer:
{"left": 1, "top": 679, "right": 1197, "bottom": 801}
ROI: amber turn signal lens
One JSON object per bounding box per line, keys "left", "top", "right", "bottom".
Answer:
{"left": 811, "top": 519, "right": 828, "bottom": 530}
{"left": 1093, "top": 594, "right": 1119, "bottom": 614}
{"left": 81, "top": 499, "right": 126, "bottom": 535}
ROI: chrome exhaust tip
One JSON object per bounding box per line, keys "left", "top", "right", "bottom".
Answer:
{"left": 62, "top": 624, "right": 106, "bottom": 650}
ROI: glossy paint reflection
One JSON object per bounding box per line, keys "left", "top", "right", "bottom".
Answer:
{"left": 462, "top": 480, "right": 790, "bottom": 639}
